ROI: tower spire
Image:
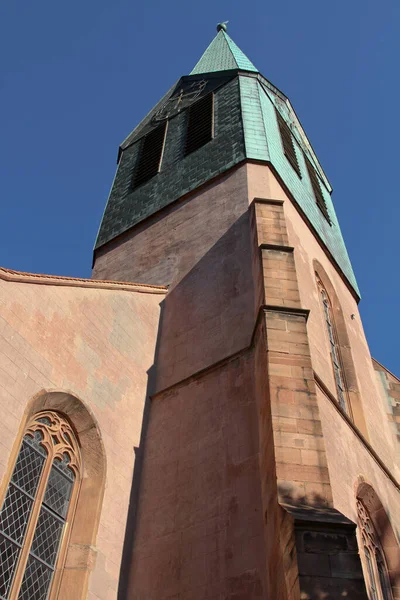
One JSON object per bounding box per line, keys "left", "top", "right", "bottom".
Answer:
{"left": 190, "top": 26, "right": 258, "bottom": 75}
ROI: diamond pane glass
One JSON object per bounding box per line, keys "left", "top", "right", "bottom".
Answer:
{"left": 0, "top": 485, "right": 32, "bottom": 544}
{"left": 0, "top": 535, "right": 20, "bottom": 599}
{"left": 0, "top": 415, "right": 79, "bottom": 599}
{"left": 11, "top": 438, "right": 46, "bottom": 498}
{"left": 18, "top": 555, "right": 53, "bottom": 600}
{"left": 30, "top": 507, "right": 63, "bottom": 567}
{"left": 55, "top": 455, "right": 73, "bottom": 480}
{"left": 43, "top": 464, "right": 73, "bottom": 518}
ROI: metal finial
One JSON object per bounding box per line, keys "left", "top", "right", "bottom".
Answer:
{"left": 217, "top": 21, "right": 228, "bottom": 32}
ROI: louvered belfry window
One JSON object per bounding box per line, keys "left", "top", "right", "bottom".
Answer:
{"left": 276, "top": 110, "right": 301, "bottom": 177}
{"left": 0, "top": 412, "right": 81, "bottom": 600}
{"left": 305, "top": 156, "right": 331, "bottom": 223}
{"left": 133, "top": 122, "right": 167, "bottom": 188}
{"left": 184, "top": 93, "right": 213, "bottom": 156}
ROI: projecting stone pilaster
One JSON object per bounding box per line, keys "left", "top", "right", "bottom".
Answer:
{"left": 250, "top": 197, "right": 368, "bottom": 600}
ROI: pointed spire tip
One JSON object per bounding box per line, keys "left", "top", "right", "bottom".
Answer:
{"left": 191, "top": 21, "right": 258, "bottom": 76}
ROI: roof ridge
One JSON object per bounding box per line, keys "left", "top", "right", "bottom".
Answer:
{"left": 0, "top": 267, "right": 167, "bottom": 295}
{"left": 221, "top": 30, "right": 238, "bottom": 68}
{"left": 223, "top": 31, "right": 258, "bottom": 72}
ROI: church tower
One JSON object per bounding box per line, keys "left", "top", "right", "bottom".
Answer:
{"left": 92, "top": 25, "right": 400, "bottom": 600}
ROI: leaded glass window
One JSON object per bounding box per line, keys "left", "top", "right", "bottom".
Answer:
{"left": 377, "top": 552, "right": 392, "bottom": 600}
{"left": 0, "top": 412, "right": 81, "bottom": 600}
{"left": 357, "top": 499, "right": 393, "bottom": 600}
{"left": 317, "top": 278, "right": 348, "bottom": 413}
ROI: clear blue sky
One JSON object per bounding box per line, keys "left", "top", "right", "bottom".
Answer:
{"left": 0, "top": 0, "right": 399, "bottom": 374}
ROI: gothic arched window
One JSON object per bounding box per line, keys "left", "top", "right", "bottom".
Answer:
{"left": 317, "top": 276, "right": 348, "bottom": 414}
{"left": 0, "top": 411, "right": 81, "bottom": 600}
{"left": 357, "top": 499, "right": 393, "bottom": 600}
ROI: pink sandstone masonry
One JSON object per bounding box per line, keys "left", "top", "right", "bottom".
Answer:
{"left": 93, "top": 162, "right": 399, "bottom": 598}
{"left": 0, "top": 269, "right": 165, "bottom": 599}
{"left": 0, "top": 158, "right": 399, "bottom": 599}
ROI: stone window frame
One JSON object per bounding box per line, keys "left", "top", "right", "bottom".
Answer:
{"left": 357, "top": 497, "right": 393, "bottom": 600}
{"left": 314, "top": 261, "right": 368, "bottom": 438}
{"left": 0, "top": 391, "right": 106, "bottom": 600}
{"left": 0, "top": 411, "right": 81, "bottom": 599}
{"left": 355, "top": 480, "right": 399, "bottom": 600}
{"left": 316, "top": 274, "right": 351, "bottom": 416}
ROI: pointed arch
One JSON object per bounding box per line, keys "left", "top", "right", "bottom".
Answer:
{"left": 356, "top": 480, "right": 400, "bottom": 600}
{"left": 0, "top": 390, "right": 106, "bottom": 600}
{"left": 313, "top": 260, "right": 368, "bottom": 438}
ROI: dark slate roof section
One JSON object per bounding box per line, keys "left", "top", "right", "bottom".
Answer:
{"left": 95, "top": 77, "right": 245, "bottom": 250}
{"left": 118, "top": 80, "right": 179, "bottom": 157}
{"left": 119, "top": 72, "right": 237, "bottom": 153}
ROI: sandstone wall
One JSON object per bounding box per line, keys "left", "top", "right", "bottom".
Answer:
{"left": 128, "top": 350, "right": 267, "bottom": 599}
{"left": 247, "top": 163, "right": 400, "bottom": 594}
{"left": 93, "top": 165, "right": 256, "bottom": 393}
{"left": 93, "top": 166, "right": 275, "bottom": 597}
{"left": 0, "top": 273, "right": 163, "bottom": 599}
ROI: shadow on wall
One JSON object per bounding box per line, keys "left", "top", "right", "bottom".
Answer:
{"left": 115, "top": 206, "right": 368, "bottom": 599}
{"left": 278, "top": 495, "right": 368, "bottom": 599}
{"left": 116, "top": 211, "right": 257, "bottom": 598}
{"left": 117, "top": 300, "right": 165, "bottom": 600}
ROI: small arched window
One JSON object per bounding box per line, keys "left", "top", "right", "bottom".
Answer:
{"left": 0, "top": 411, "right": 81, "bottom": 600}
{"left": 317, "top": 276, "right": 349, "bottom": 414}
{"left": 357, "top": 498, "right": 393, "bottom": 600}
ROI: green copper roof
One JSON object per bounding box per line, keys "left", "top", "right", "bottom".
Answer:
{"left": 191, "top": 30, "right": 258, "bottom": 75}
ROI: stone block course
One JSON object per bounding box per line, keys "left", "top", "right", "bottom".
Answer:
{"left": 251, "top": 198, "right": 333, "bottom": 515}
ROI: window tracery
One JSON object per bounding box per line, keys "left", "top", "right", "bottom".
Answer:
{"left": 357, "top": 498, "right": 393, "bottom": 600}
{"left": 0, "top": 411, "right": 81, "bottom": 600}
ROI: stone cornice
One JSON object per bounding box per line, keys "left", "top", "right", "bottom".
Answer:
{"left": 0, "top": 267, "right": 167, "bottom": 295}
